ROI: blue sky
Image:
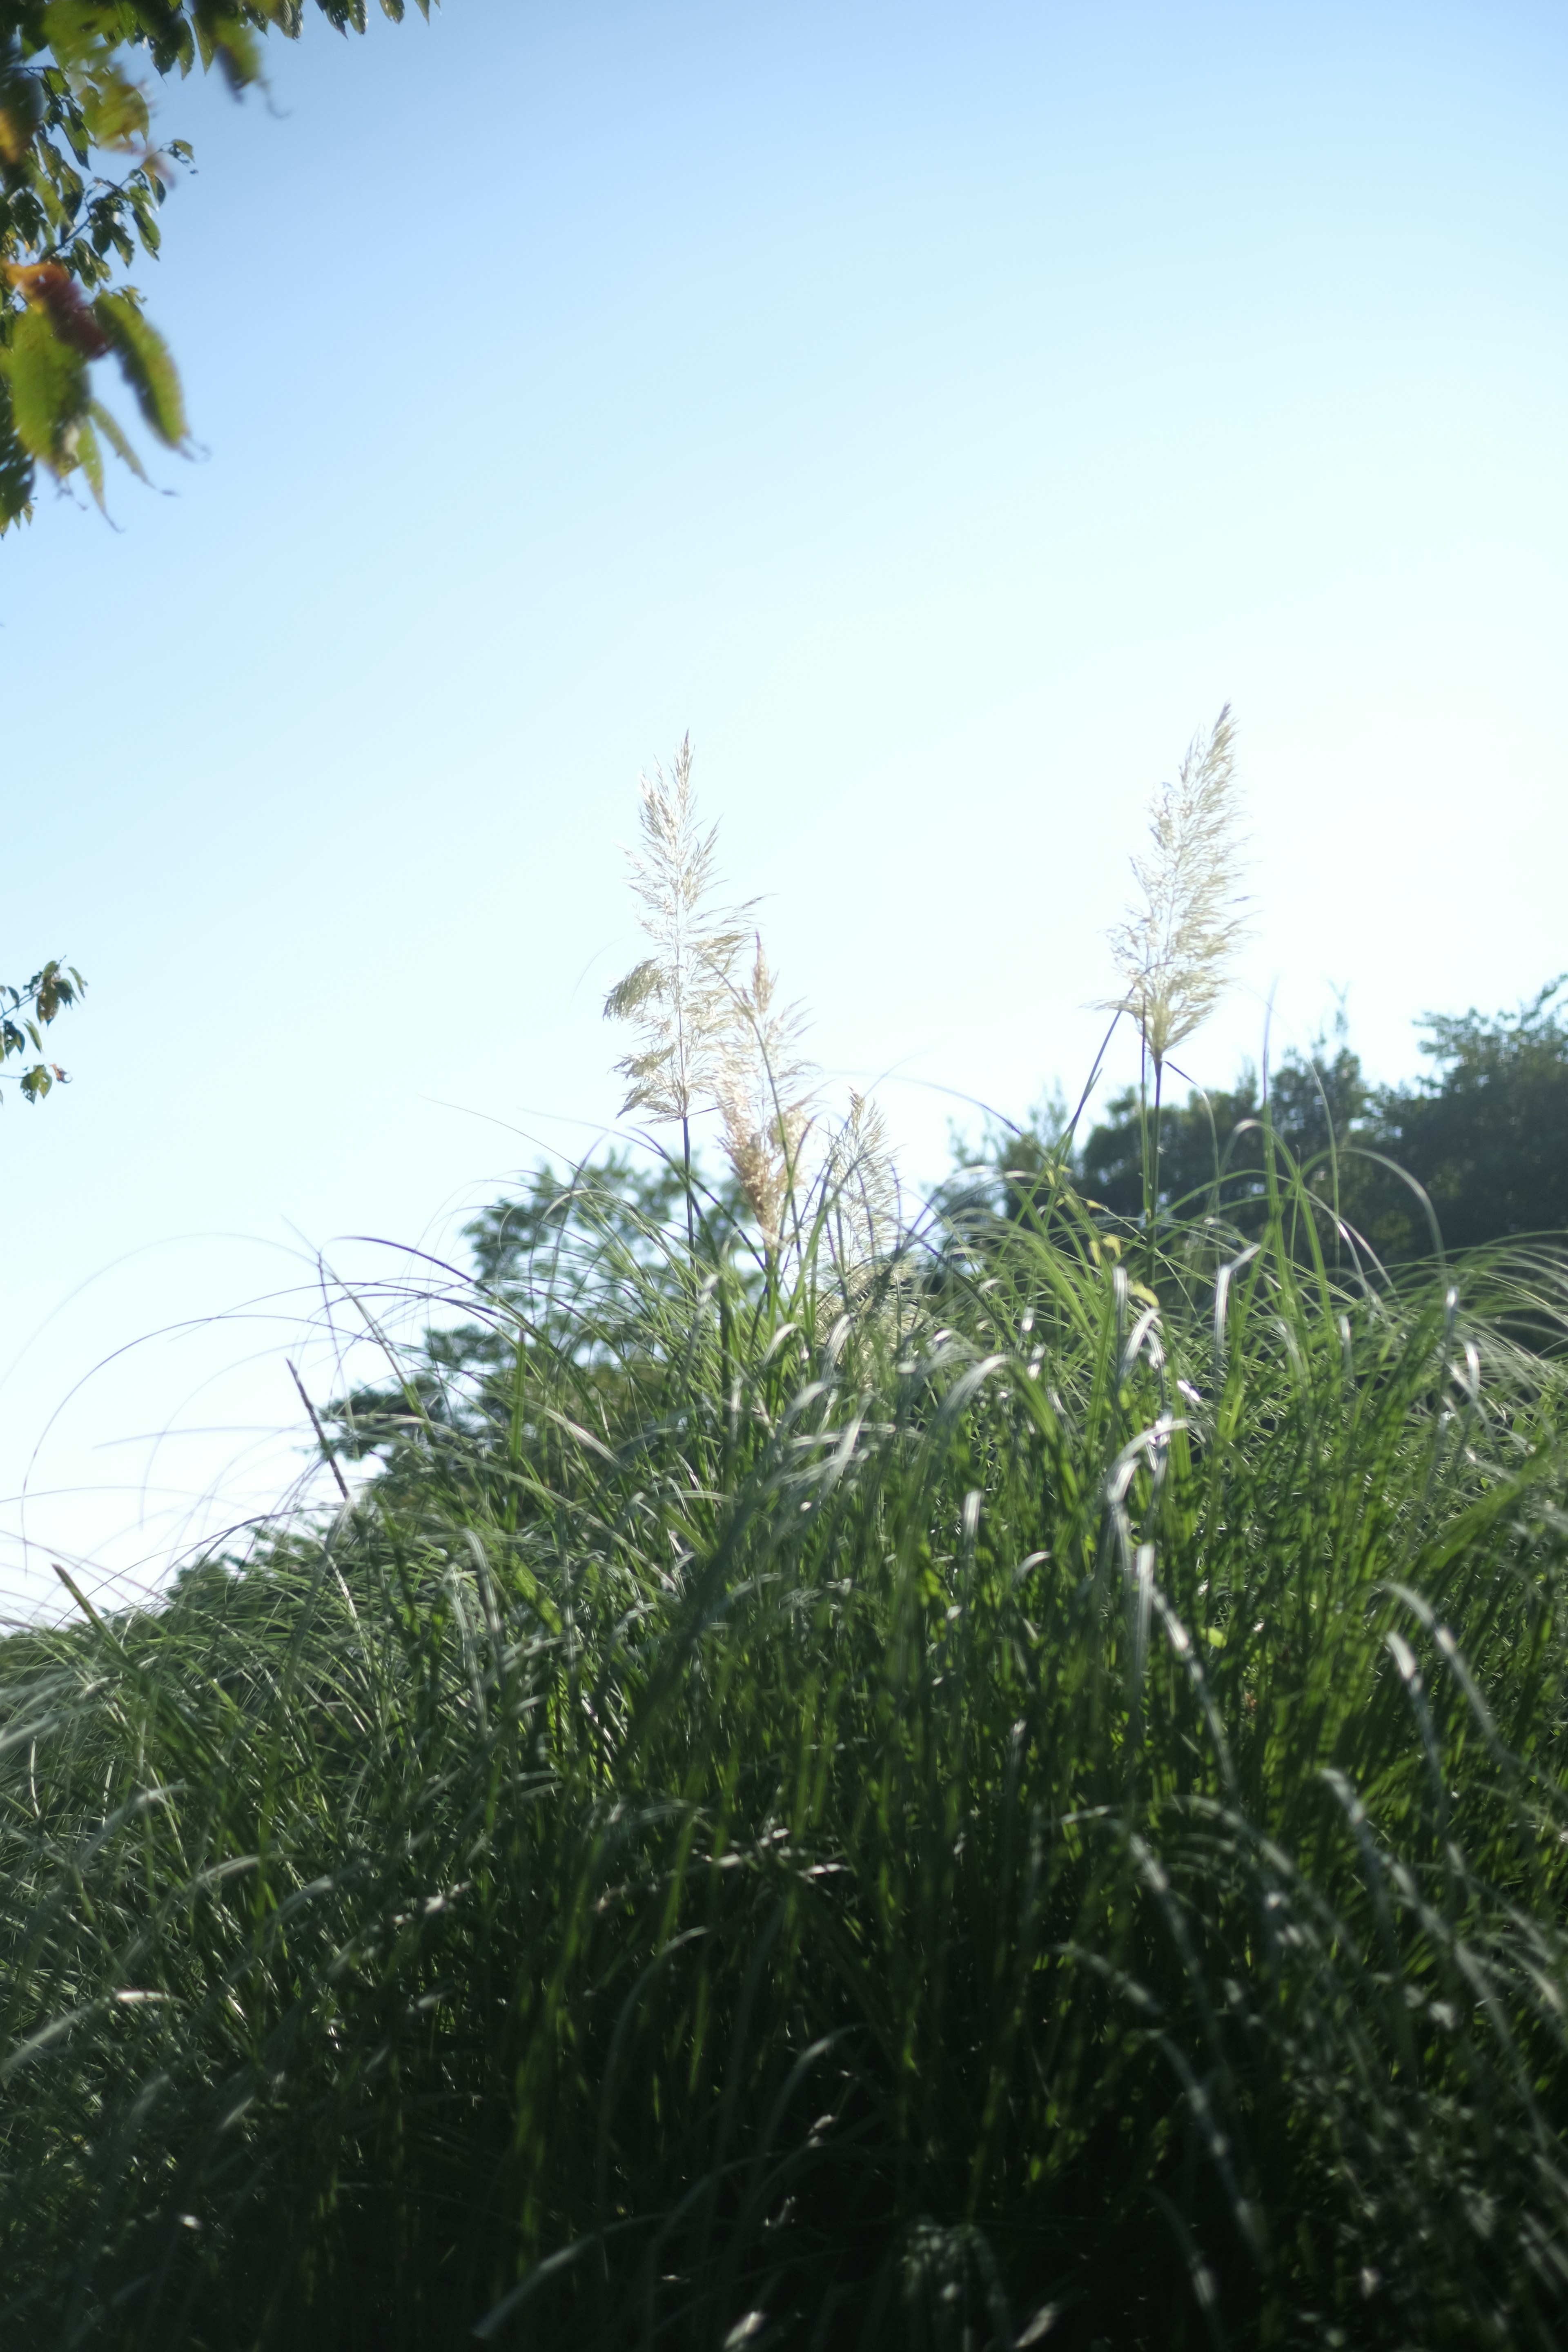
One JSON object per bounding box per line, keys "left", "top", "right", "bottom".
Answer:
{"left": 4, "top": 0, "right": 1568, "bottom": 1610}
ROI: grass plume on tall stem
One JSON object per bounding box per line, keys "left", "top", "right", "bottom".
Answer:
{"left": 602, "top": 735, "right": 751, "bottom": 1248}
{"left": 602, "top": 746, "right": 890, "bottom": 1288}
{"left": 715, "top": 933, "right": 819, "bottom": 1274}
{"left": 1100, "top": 703, "right": 1250, "bottom": 1272}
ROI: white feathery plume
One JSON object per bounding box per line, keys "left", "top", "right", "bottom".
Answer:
{"left": 1101, "top": 704, "right": 1250, "bottom": 1074}
{"left": 715, "top": 934, "right": 818, "bottom": 1255}
{"left": 603, "top": 736, "right": 752, "bottom": 1136}
{"left": 825, "top": 1090, "right": 899, "bottom": 1281}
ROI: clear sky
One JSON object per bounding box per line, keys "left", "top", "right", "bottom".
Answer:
{"left": 4, "top": 0, "right": 1567, "bottom": 1613}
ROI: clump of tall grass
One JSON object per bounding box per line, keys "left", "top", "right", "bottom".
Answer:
{"left": 5, "top": 727, "right": 1568, "bottom": 2351}
{"left": 4, "top": 1135, "right": 1568, "bottom": 2350}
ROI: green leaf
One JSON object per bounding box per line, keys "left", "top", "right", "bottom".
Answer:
{"left": 0, "top": 59, "right": 44, "bottom": 178}
{"left": 0, "top": 377, "right": 36, "bottom": 531}
{"left": 78, "top": 66, "right": 150, "bottom": 154}
{"left": 74, "top": 409, "right": 105, "bottom": 509}
{"left": 32, "top": 961, "right": 85, "bottom": 1022}
{"left": 194, "top": 11, "right": 265, "bottom": 95}
{"left": 91, "top": 290, "right": 187, "bottom": 449}
{"left": 1, "top": 307, "right": 89, "bottom": 469}
{"left": 88, "top": 396, "right": 148, "bottom": 485}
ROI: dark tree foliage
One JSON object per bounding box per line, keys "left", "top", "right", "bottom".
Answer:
{"left": 0, "top": 1, "right": 429, "bottom": 526}
{"left": 973, "top": 983, "right": 1568, "bottom": 1267}
{"left": 324, "top": 1151, "right": 728, "bottom": 1500}
{"left": 1362, "top": 979, "right": 1568, "bottom": 1257}
{"left": 1076, "top": 1037, "right": 1369, "bottom": 1230}
{"left": 327, "top": 1153, "right": 687, "bottom": 1456}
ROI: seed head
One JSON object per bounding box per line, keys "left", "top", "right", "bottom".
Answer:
{"left": 715, "top": 935, "right": 818, "bottom": 1253}
{"left": 603, "top": 736, "right": 752, "bottom": 1125}
{"left": 825, "top": 1090, "right": 898, "bottom": 1277}
{"left": 1101, "top": 704, "right": 1250, "bottom": 1071}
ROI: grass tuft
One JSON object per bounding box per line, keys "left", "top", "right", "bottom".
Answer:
{"left": 4, "top": 1144, "right": 1568, "bottom": 2348}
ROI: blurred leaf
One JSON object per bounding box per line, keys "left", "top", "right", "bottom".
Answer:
{"left": 87, "top": 394, "right": 148, "bottom": 483}
{"left": 195, "top": 12, "right": 265, "bottom": 96}
{"left": 8, "top": 261, "right": 112, "bottom": 354}
{"left": 0, "top": 374, "right": 35, "bottom": 527}
{"left": 1, "top": 303, "right": 88, "bottom": 467}
{"left": 73, "top": 406, "right": 103, "bottom": 506}
{"left": 92, "top": 289, "right": 186, "bottom": 447}
{"left": 0, "top": 61, "right": 42, "bottom": 173}
{"left": 78, "top": 67, "right": 149, "bottom": 151}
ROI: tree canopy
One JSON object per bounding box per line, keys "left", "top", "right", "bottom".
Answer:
{"left": 965, "top": 981, "right": 1568, "bottom": 1269}
{"left": 0, "top": 1, "right": 428, "bottom": 528}
{"left": 1370, "top": 982, "right": 1568, "bottom": 1255}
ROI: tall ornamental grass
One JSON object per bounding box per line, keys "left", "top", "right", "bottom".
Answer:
{"left": 3, "top": 1141, "right": 1568, "bottom": 2351}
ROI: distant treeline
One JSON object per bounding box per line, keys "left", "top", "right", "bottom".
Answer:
{"left": 978, "top": 981, "right": 1568, "bottom": 1263}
